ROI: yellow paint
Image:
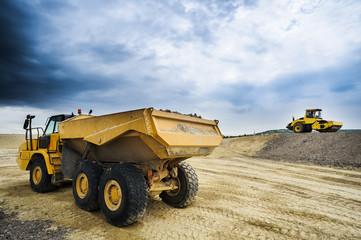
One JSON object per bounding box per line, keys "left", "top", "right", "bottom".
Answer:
{"left": 59, "top": 108, "right": 223, "bottom": 160}
{"left": 16, "top": 137, "right": 57, "bottom": 175}
{"left": 287, "top": 109, "right": 343, "bottom": 132}
{"left": 83, "top": 118, "right": 147, "bottom": 145}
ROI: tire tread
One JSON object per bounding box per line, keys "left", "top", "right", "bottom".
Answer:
{"left": 160, "top": 162, "right": 198, "bottom": 208}
{"left": 73, "top": 160, "right": 103, "bottom": 211}
{"left": 99, "top": 164, "right": 148, "bottom": 227}
{"left": 30, "top": 155, "right": 56, "bottom": 193}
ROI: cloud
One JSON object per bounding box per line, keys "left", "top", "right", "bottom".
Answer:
{"left": 0, "top": 1, "right": 110, "bottom": 107}
{"left": 1, "top": 0, "right": 361, "bottom": 134}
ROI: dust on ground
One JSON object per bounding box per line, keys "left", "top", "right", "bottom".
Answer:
{"left": 1, "top": 133, "right": 361, "bottom": 239}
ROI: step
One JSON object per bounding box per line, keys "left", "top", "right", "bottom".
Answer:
{"left": 51, "top": 160, "right": 61, "bottom": 164}
{"left": 50, "top": 154, "right": 61, "bottom": 165}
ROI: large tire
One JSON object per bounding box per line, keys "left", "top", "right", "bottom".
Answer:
{"left": 98, "top": 164, "right": 148, "bottom": 227}
{"left": 30, "top": 155, "right": 56, "bottom": 193}
{"left": 73, "top": 160, "right": 103, "bottom": 211}
{"left": 293, "top": 123, "right": 304, "bottom": 133}
{"left": 160, "top": 162, "right": 198, "bottom": 208}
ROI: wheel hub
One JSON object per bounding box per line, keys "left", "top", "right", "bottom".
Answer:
{"left": 76, "top": 173, "right": 89, "bottom": 199}
{"left": 165, "top": 177, "right": 181, "bottom": 196}
{"left": 104, "top": 180, "right": 122, "bottom": 211}
{"left": 33, "top": 166, "right": 42, "bottom": 185}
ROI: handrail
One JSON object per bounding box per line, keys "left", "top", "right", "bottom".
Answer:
{"left": 25, "top": 127, "right": 44, "bottom": 150}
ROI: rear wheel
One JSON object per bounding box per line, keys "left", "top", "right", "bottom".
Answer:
{"left": 160, "top": 162, "right": 198, "bottom": 208}
{"left": 98, "top": 164, "right": 148, "bottom": 227}
{"left": 30, "top": 155, "right": 56, "bottom": 193}
{"left": 305, "top": 125, "right": 312, "bottom": 132}
{"left": 73, "top": 160, "right": 103, "bottom": 211}
{"left": 293, "top": 123, "right": 304, "bottom": 133}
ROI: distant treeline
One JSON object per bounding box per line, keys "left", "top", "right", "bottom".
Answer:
{"left": 222, "top": 129, "right": 361, "bottom": 138}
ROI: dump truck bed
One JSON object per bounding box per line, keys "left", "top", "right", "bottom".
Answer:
{"left": 59, "top": 108, "right": 222, "bottom": 165}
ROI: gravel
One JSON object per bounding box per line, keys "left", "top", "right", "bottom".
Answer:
{"left": 255, "top": 132, "right": 361, "bottom": 168}
{"left": 0, "top": 201, "right": 70, "bottom": 240}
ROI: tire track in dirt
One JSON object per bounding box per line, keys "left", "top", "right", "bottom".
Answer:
{"left": 1, "top": 149, "right": 361, "bottom": 239}
{"left": 190, "top": 156, "right": 361, "bottom": 239}
{"left": 198, "top": 157, "right": 361, "bottom": 197}
{"left": 198, "top": 158, "right": 361, "bottom": 211}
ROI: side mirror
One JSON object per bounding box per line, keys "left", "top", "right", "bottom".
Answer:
{"left": 23, "top": 119, "right": 29, "bottom": 129}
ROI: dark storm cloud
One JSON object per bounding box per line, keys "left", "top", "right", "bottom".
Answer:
{"left": 0, "top": 0, "right": 107, "bottom": 107}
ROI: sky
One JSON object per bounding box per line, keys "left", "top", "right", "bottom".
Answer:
{"left": 1, "top": 0, "right": 361, "bottom": 135}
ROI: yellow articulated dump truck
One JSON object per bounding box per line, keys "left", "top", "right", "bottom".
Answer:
{"left": 17, "top": 108, "right": 222, "bottom": 226}
{"left": 286, "top": 109, "right": 343, "bottom": 133}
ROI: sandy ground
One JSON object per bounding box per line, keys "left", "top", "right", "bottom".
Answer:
{"left": 1, "top": 134, "right": 361, "bottom": 239}
{"left": 0, "top": 134, "right": 24, "bottom": 149}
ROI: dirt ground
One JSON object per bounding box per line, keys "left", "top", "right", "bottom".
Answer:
{"left": 0, "top": 134, "right": 24, "bottom": 149}
{"left": 1, "top": 134, "right": 361, "bottom": 239}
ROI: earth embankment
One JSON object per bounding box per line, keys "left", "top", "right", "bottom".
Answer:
{"left": 255, "top": 132, "right": 361, "bottom": 167}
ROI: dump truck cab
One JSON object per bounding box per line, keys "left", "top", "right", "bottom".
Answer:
{"left": 17, "top": 113, "right": 74, "bottom": 191}
{"left": 286, "top": 109, "right": 342, "bottom": 133}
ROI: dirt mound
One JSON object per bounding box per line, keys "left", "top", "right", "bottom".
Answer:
{"left": 207, "top": 134, "right": 279, "bottom": 158}
{"left": 256, "top": 132, "right": 361, "bottom": 167}
{"left": 0, "top": 135, "right": 24, "bottom": 149}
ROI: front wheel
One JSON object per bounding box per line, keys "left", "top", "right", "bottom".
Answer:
{"left": 293, "top": 123, "right": 304, "bottom": 133}
{"left": 30, "top": 155, "right": 56, "bottom": 193}
{"left": 98, "top": 164, "right": 148, "bottom": 227}
{"left": 160, "top": 162, "right": 198, "bottom": 208}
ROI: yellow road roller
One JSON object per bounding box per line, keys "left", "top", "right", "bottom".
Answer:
{"left": 16, "top": 108, "right": 222, "bottom": 226}
{"left": 286, "top": 109, "right": 343, "bottom": 133}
